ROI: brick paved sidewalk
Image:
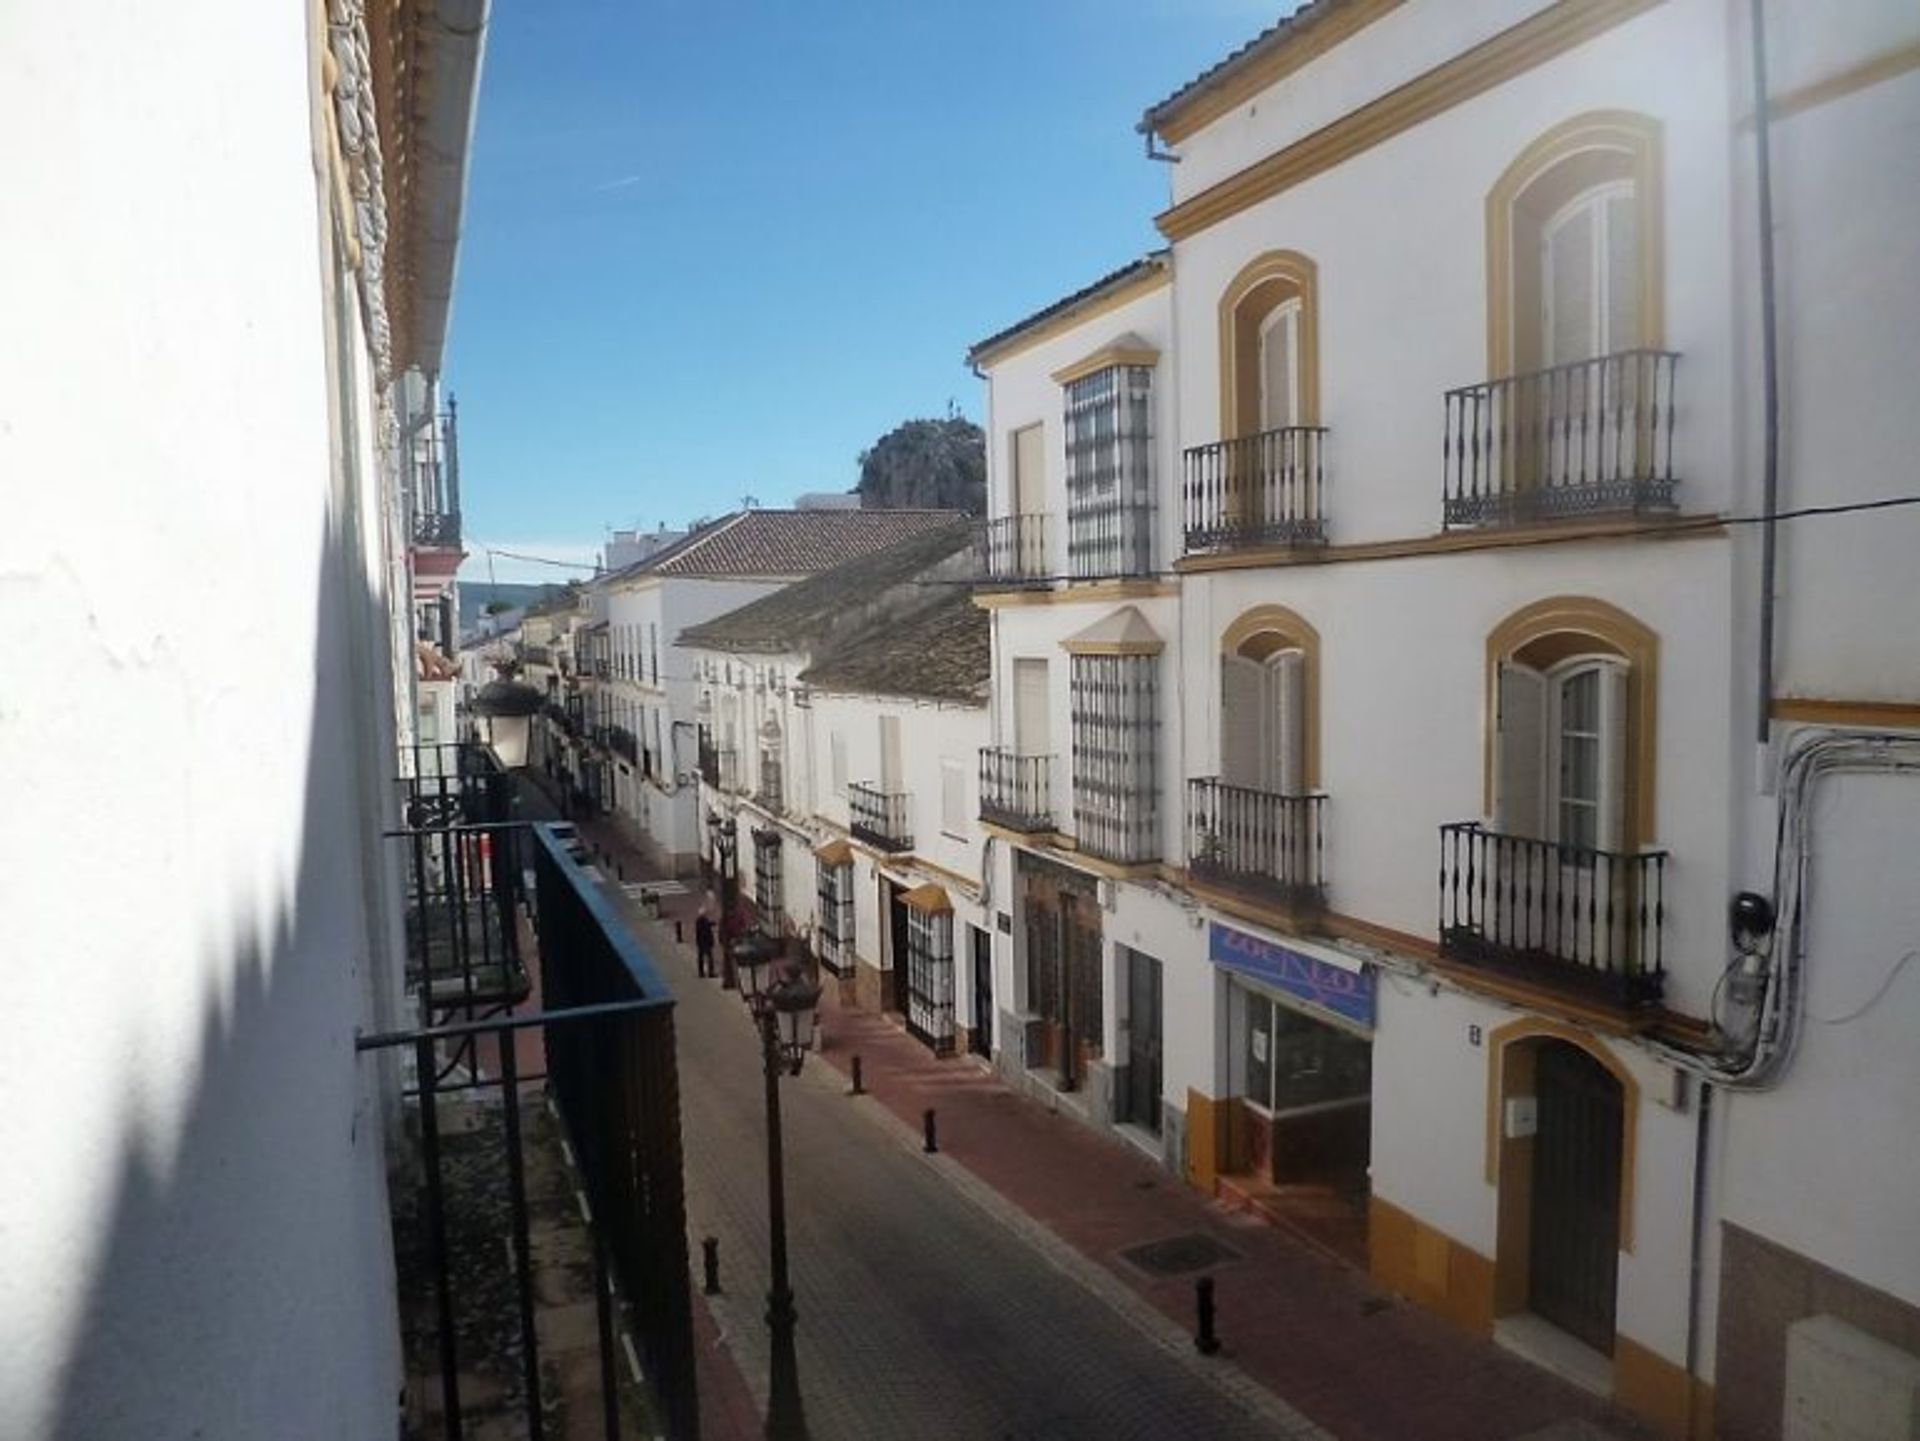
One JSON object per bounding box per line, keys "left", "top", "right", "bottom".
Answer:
{"left": 811, "top": 993, "right": 1658, "bottom": 1441}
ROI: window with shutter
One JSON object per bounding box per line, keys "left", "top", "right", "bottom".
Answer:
{"left": 1013, "top": 659, "right": 1049, "bottom": 757}
{"left": 1220, "top": 655, "right": 1264, "bottom": 787}
{"left": 1259, "top": 299, "right": 1301, "bottom": 431}
{"left": 941, "top": 759, "right": 966, "bottom": 838}
{"left": 1495, "top": 661, "right": 1548, "bottom": 838}
{"left": 830, "top": 732, "right": 847, "bottom": 797}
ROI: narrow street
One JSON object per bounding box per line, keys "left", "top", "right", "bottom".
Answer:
{"left": 514, "top": 779, "right": 1319, "bottom": 1440}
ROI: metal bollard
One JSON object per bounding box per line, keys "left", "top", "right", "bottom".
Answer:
{"left": 923, "top": 1108, "right": 938, "bottom": 1154}
{"left": 674, "top": 919, "right": 684, "bottom": 944}
{"left": 616, "top": 861, "right": 624, "bottom": 881}
{"left": 850, "top": 1056, "right": 864, "bottom": 1096}
{"left": 1194, "top": 1276, "right": 1221, "bottom": 1355}
{"left": 701, "top": 1236, "right": 721, "bottom": 1295}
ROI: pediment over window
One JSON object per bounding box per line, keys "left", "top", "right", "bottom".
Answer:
{"left": 1063, "top": 606, "right": 1163, "bottom": 656}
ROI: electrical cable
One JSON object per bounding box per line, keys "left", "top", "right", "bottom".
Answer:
{"left": 1809, "top": 950, "right": 1919, "bottom": 1026}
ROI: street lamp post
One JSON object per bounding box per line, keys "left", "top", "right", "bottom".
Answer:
{"left": 733, "top": 935, "right": 821, "bottom": 1441}
{"left": 712, "top": 816, "right": 739, "bottom": 990}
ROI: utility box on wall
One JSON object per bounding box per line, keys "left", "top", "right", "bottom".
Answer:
{"left": 1784, "top": 1314, "right": 1920, "bottom": 1440}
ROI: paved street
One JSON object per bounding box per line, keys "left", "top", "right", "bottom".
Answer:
{"left": 514, "top": 783, "right": 1315, "bottom": 1439}
{"left": 516, "top": 782, "right": 1652, "bottom": 1441}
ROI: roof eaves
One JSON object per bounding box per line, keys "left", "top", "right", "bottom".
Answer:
{"left": 966, "top": 252, "right": 1170, "bottom": 368}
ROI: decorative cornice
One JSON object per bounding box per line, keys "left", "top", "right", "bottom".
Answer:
{"left": 1155, "top": 0, "right": 1664, "bottom": 243}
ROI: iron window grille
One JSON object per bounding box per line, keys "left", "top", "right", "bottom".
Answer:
{"left": 1065, "top": 365, "right": 1155, "bottom": 579}
{"left": 1071, "top": 652, "right": 1159, "bottom": 863}
{"left": 905, "top": 907, "right": 956, "bottom": 1056}
{"left": 753, "top": 829, "right": 784, "bottom": 934}
{"left": 815, "top": 861, "right": 855, "bottom": 976}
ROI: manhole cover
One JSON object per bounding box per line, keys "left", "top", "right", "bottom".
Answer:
{"left": 1118, "top": 1232, "right": 1241, "bottom": 1277}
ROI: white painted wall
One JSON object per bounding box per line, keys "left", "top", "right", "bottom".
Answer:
{"left": 0, "top": 3, "right": 405, "bottom": 1435}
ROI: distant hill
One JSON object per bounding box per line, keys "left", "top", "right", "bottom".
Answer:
{"left": 458, "top": 582, "right": 563, "bottom": 632}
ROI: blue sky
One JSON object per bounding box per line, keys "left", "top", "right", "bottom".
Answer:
{"left": 448, "top": 1, "right": 1287, "bottom": 585}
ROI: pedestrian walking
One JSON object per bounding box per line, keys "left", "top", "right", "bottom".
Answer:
{"left": 694, "top": 910, "right": 716, "bottom": 978}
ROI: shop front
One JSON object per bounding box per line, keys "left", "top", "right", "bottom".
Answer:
{"left": 1212, "top": 923, "right": 1374, "bottom": 1258}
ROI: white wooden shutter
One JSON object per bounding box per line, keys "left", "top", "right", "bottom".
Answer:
{"left": 1495, "top": 661, "right": 1547, "bottom": 836}
{"left": 941, "top": 759, "right": 966, "bottom": 837}
{"left": 1259, "top": 300, "right": 1300, "bottom": 431}
{"left": 1220, "top": 654, "right": 1264, "bottom": 787}
{"left": 1013, "top": 659, "right": 1049, "bottom": 757}
{"left": 1013, "top": 423, "right": 1045, "bottom": 515}
{"left": 879, "top": 715, "right": 902, "bottom": 790}
{"left": 1544, "top": 201, "right": 1596, "bottom": 367}
{"left": 1597, "top": 661, "right": 1630, "bottom": 852}
{"left": 1271, "top": 650, "right": 1307, "bottom": 796}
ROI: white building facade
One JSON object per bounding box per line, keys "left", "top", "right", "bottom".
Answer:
{"left": 965, "top": 3, "right": 1920, "bottom": 1436}
{"left": 1, "top": 1, "right": 486, "bottom": 1435}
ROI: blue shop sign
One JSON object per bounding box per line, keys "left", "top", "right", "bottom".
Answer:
{"left": 1209, "top": 923, "right": 1375, "bottom": 1031}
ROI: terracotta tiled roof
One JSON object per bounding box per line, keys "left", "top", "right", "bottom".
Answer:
{"left": 675, "top": 521, "right": 976, "bottom": 654}
{"left": 798, "top": 590, "right": 988, "bottom": 704}
{"left": 612, "top": 508, "right": 964, "bottom": 583}
{"left": 1139, "top": 1, "right": 1343, "bottom": 137}
{"left": 966, "top": 252, "right": 1169, "bottom": 367}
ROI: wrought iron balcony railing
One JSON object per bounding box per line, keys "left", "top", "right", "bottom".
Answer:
{"left": 410, "top": 509, "right": 462, "bottom": 547}
{"left": 608, "top": 725, "right": 638, "bottom": 764}
{"left": 407, "top": 402, "right": 462, "bottom": 550}
{"left": 716, "top": 747, "right": 742, "bottom": 794}
{"left": 1443, "top": 349, "right": 1679, "bottom": 529}
{"left": 1183, "top": 426, "right": 1329, "bottom": 553}
{"left": 849, "top": 781, "right": 912, "bottom": 852}
{"left": 697, "top": 732, "right": 719, "bottom": 788}
{"left": 978, "top": 748, "right": 1054, "bottom": 833}
{"left": 1187, "top": 779, "right": 1325, "bottom": 911}
{"left": 977, "top": 514, "right": 1050, "bottom": 585}
{"left": 521, "top": 644, "right": 552, "bottom": 667}
{"left": 1438, "top": 822, "right": 1667, "bottom": 1010}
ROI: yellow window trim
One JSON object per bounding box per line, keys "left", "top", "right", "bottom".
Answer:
{"left": 1216, "top": 250, "right": 1321, "bottom": 441}
{"left": 1485, "top": 110, "right": 1664, "bottom": 380}
{"left": 1051, "top": 340, "right": 1160, "bottom": 387}
{"left": 1219, "top": 603, "right": 1322, "bottom": 789}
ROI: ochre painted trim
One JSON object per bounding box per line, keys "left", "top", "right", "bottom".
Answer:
{"left": 1151, "top": 0, "right": 1407, "bottom": 145}
{"left": 1369, "top": 1195, "right": 1497, "bottom": 1336}
{"left": 1483, "top": 1014, "right": 1638, "bottom": 1252}
{"left": 1740, "top": 38, "right": 1920, "bottom": 130}
{"left": 971, "top": 267, "right": 1172, "bottom": 370}
{"left": 1615, "top": 1333, "right": 1713, "bottom": 1440}
{"left": 1182, "top": 872, "right": 1328, "bottom": 939}
{"left": 973, "top": 578, "right": 1178, "bottom": 609}
{"left": 901, "top": 882, "right": 953, "bottom": 915}
{"left": 813, "top": 838, "right": 854, "bottom": 866}
{"left": 1216, "top": 250, "right": 1321, "bottom": 443}
{"left": 1431, "top": 957, "right": 1655, "bottom": 1036}
{"left": 1174, "top": 513, "right": 1723, "bottom": 573}
{"left": 1061, "top": 638, "right": 1164, "bottom": 657}
{"left": 1771, "top": 697, "right": 1920, "bottom": 731}
{"left": 1320, "top": 909, "right": 1438, "bottom": 961}
{"left": 1156, "top": 0, "right": 1665, "bottom": 242}
{"left": 907, "top": 857, "right": 986, "bottom": 902}
{"left": 1219, "top": 603, "right": 1322, "bottom": 788}
{"left": 1486, "top": 110, "right": 1664, "bottom": 379}
{"left": 1484, "top": 594, "right": 1660, "bottom": 847}
{"left": 1000, "top": 833, "right": 1161, "bottom": 884}
{"left": 1051, "top": 341, "right": 1161, "bottom": 387}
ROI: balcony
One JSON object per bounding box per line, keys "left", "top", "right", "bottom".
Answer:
{"left": 849, "top": 781, "right": 912, "bottom": 852}
{"left": 364, "top": 818, "right": 699, "bottom": 1437}
{"left": 1443, "top": 350, "right": 1679, "bottom": 529}
{"left": 697, "top": 732, "right": 719, "bottom": 788}
{"left": 1183, "top": 426, "right": 1329, "bottom": 553}
{"left": 607, "top": 724, "right": 638, "bottom": 764}
{"left": 757, "top": 756, "right": 784, "bottom": 814}
{"left": 977, "top": 514, "right": 1050, "bottom": 586}
{"left": 1187, "top": 778, "right": 1326, "bottom": 912}
{"left": 1438, "top": 822, "right": 1667, "bottom": 1011}
{"left": 408, "top": 404, "right": 462, "bottom": 550}
{"left": 979, "top": 748, "right": 1054, "bottom": 833}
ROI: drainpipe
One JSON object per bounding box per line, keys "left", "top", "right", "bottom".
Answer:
{"left": 1750, "top": 0, "right": 1782, "bottom": 745}
{"left": 1683, "top": 1080, "right": 1714, "bottom": 1440}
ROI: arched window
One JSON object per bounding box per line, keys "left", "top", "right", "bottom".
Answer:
{"left": 1487, "top": 111, "right": 1661, "bottom": 380}
{"left": 1218, "top": 251, "right": 1319, "bottom": 440}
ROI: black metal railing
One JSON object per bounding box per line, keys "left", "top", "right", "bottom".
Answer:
{"left": 697, "top": 732, "right": 719, "bottom": 789}
{"left": 1443, "top": 350, "right": 1679, "bottom": 529}
{"left": 545, "top": 701, "right": 574, "bottom": 737}
{"left": 1187, "top": 779, "right": 1326, "bottom": 911}
{"left": 608, "top": 725, "right": 638, "bottom": 764}
{"left": 716, "top": 747, "right": 741, "bottom": 794}
{"left": 849, "top": 782, "right": 911, "bottom": 852}
{"left": 1438, "top": 822, "right": 1667, "bottom": 1009}
{"left": 977, "top": 514, "right": 1050, "bottom": 585}
{"left": 363, "top": 822, "right": 697, "bottom": 1438}
{"left": 409, "top": 403, "right": 462, "bottom": 549}
{"left": 757, "top": 755, "right": 784, "bottom": 814}
{"left": 1183, "top": 426, "right": 1329, "bottom": 552}
{"left": 979, "top": 748, "right": 1054, "bottom": 832}
{"left": 523, "top": 644, "right": 552, "bottom": 667}
{"left": 393, "top": 746, "right": 527, "bottom": 1034}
